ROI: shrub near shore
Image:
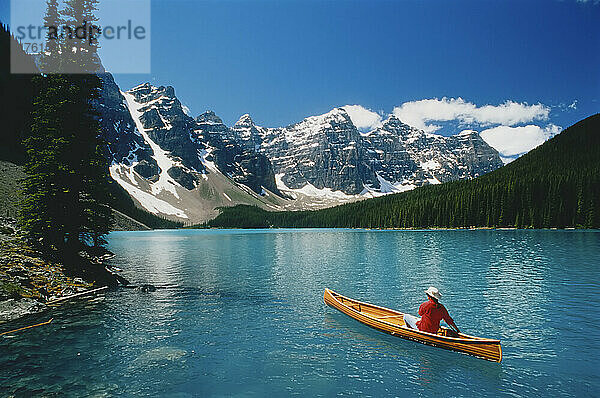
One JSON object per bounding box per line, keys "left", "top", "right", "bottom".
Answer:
{"left": 0, "top": 217, "right": 118, "bottom": 324}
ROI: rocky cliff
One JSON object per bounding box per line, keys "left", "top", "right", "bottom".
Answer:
{"left": 231, "top": 109, "right": 503, "bottom": 195}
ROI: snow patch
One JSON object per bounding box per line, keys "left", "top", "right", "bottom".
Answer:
{"left": 376, "top": 174, "right": 413, "bottom": 194}
{"left": 420, "top": 160, "right": 441, "bottom": 171}
{"left": 198, "top": 148, "right": 218, "bottom": 173}
{"left": 110, "top": 164, "right": 188, "bottom": 219}
{"left": 359, "top": 174, "right": 417, "bottom": 196}
{"left": 122, "top": 90, "right": 181, "bottom": 199}
{"left": 276, "top": 174, "right": 353, "bottom": 200}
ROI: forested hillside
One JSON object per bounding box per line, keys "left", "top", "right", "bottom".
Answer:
{"left": 206, "top": 114, "right": 600, "bottom": 229}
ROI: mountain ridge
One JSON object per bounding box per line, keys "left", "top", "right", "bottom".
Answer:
{"left": 100, "top": 79, "right": 505, "bottom": 223}
{"left": 206, "top": 113, "right": 600, "bottom": 229}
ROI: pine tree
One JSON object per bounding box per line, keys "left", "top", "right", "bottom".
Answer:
{"left": 20, "top": 74, "right": 71, "bottom": 249}
{"left": 40, "top": 0, "right": 62, "bottom": 73}
{"left": 19, "top": 0, "right": 112, "bottom": 254}
{"left": 61, "top": 0, "right": 102, "bottom": 74}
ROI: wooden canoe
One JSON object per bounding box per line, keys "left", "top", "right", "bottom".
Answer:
{"left": 324, "top": 288, "right": 502, "bottom": 362}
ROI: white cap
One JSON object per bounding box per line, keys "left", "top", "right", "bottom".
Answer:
{"left": 425, "top": 286, "right": 442, "bottom": 301}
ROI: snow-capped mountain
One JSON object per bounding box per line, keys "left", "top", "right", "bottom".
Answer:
{"left": 193, "top": 110, "right": 280, "bottom": 195}
{"left": 362, "top": 115, "right": 503, "bottom": 193}
{"left": 235, "top": 108, "right": 379, "bottom": 195}
{"left": 230, "top": 108, "right": 503, "bottom": 195}
{"left": 96, "top": 78, "right": 504, "bottom": 223}
{"left": 96, "top": 74, "right": 157, "bottom": 173}
{"left": 98, "top": 81, "right": 287, "bottom": 222}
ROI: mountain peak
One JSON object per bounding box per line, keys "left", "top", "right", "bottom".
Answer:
{"left": 311, "top": 107, "right": 352, "bottom": 124}
{"left": 458, "top": 129, "right": 479, "bottom": 136}
{"left": 128, "top": 82, "right": 155, "bottom": 96}
{"left": 287, "top": 107, "right": 354, "bottom": 134}
{"left": 382, "top": 114, "right": 409, "bottom": 128}
{"left": 328, "top": 107, "right": 349, "bottom": 117}
{"left": 234, "top": 113, "right": 255, "bottom": 127}
{"left": 163, "top": 85, "right": 176, "bottom": 98}
{"left": 130, "top": 82, "right": 152, "bottom": 91}
{"left": 196, "top": 110, "right": 224, "bottom": 125}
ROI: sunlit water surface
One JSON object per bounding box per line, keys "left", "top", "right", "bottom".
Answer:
{"left": 1, "top": 229, "right": 599, "bottom": 397}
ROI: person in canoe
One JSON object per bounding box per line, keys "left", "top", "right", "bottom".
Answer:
{"left": 403, "top": 286, "right": 460, "bottom": 335}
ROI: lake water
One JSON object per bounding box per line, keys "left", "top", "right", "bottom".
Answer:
{"left": 1, "top": 229, "right": 599, "bottom": 397}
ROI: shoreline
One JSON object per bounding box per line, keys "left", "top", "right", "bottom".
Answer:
{"left": 0, "top": 217, "right": 122, "bottom": 326}
{"left": 181, "top": 225, "right": 597, "bottom": 231}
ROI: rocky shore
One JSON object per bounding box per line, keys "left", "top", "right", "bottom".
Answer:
{"left": 0, "top": 217, "right": 121, "bottom": 324}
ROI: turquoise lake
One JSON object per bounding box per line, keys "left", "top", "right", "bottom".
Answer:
{"left": 1, "top": 229, "right": 599, "bottom": 396}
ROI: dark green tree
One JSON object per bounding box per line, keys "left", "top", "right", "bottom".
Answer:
{"left": 61, "top": 0, "right": 102, "bottom": 74}
{"left": 40, "top": 0, "right": 61, "bottom": 73}
{"left": 0, "top": 24, "right": 36, "bottom": 164}
{"left": 19, "top": 0, "right": 112, "bottom": 253}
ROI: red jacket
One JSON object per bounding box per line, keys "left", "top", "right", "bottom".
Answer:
{"left": 416, "top": 299, "right": 455, "bottom": 334}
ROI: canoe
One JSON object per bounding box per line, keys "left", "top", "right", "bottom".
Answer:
{"left": 323, "top": 288, "right": 502, "bottom": 362}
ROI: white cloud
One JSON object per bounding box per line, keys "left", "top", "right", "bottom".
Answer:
{"left": 568, "top": 100, "right": 577, "bottom": 110}
{"left": 480, "top": 124, "right": 561, "bottom": 161}
{"left": 392, "top": 97, "right": 550, "bottom": 133}
{"left": 342, "top": 105, "right": 383, "bottom": 131}
{"left": 342, "top": 98, "right": 560, "bottom": 160}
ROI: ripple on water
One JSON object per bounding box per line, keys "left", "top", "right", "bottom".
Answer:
{"left": 1, "top": 229, "right": 599, "bottom": 397}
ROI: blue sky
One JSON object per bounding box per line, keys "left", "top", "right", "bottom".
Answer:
{"left": 2, "top": 0, "right": 598, "bottom": 159}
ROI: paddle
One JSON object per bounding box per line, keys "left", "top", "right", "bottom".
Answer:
{"left": 447, "top": 324, "right": 461, "bottom": 336}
